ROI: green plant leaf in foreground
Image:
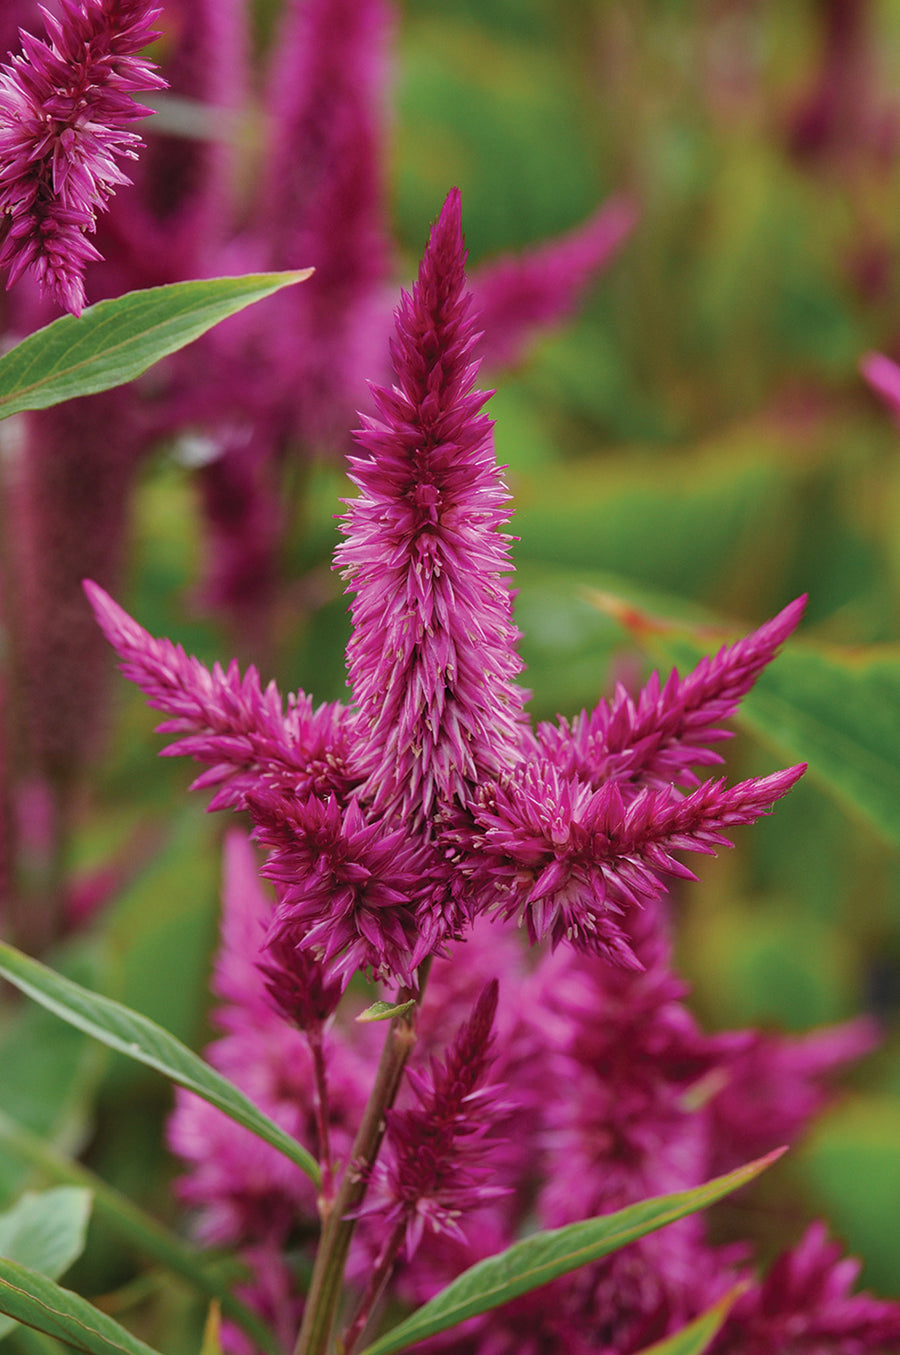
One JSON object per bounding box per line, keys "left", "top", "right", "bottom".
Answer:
{"left": 0, "top": 272, "right": 312, "bottom": 420}
{"left": 0, "top": 942, "right": 319, "bottom": 1188}
{"left": 0, "top": 1112, "right": 278, "bottom": 1355}
{"left": 358, "top": 1151, "right": 781, "bottom": 1355}
{"left": 590, "top": 592, "right": 900, "bottom": 851}
{"left": 0, "top": 1257, "right": 160, "bottom": 1355}
{"left": 0, "top": 1188, "right": 92, "bottom": 1342}
{"left": 633, "top": 1286, "right": 746, "bottom": 1355}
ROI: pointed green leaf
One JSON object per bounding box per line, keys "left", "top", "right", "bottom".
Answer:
{"left": 0, "top": 272, "right": 312, "bottom": 419}
{"left": 0, "top": 1189, "right": 92, "bottom": 1342}
{"left": 0, "top": 1112, "right": 278, "bottom": 1355}
{"left": 358, "top": 1151, "right": 781, "bottom": 1355}
{"left": 633, "top": 1286, "right": 745, "bottom": 1355}
{"left": 0, "top": 1257, "right": 160, "bottom": 1355}
{"left": 0, "top": 942, "right": 319, "bottom": 1188}
{"left": 356, "top": 999, "right": 416, "bottom": 1024}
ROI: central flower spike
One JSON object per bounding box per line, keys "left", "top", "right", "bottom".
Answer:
{"left": 335, "top": 187, "right": 529, "bottom": 825}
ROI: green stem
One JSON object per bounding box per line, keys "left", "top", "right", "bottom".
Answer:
{"left": 292, "top": 972, "right": 428, "bottom": 1355}
{"left": 309, "top": 1029, "right": 335, "bottom": 1221}
{"left": 340, "top": 1218, "right": 407, "bottom": 1355}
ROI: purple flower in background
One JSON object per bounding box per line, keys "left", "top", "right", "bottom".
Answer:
{"left": 708, "top": 1017, "right": 879, "bottom": 1175}
{"left": 470, "top": 196, "right": 638, "bottom": 371}
{"left": 861, "top": 349, "right": 900, "bottom": 424}
{"left": 0, "top": 0, "right": 166, "bottom": 314}
{"left": 715, "top": 1222, "right": 900, "bottom": 1355}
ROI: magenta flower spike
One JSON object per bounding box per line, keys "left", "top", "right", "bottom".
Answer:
{"left": 336, "top": 187, "right": 529, "bottom": 824}
{"left": 365, "top": 979, "right": 508, "bottom": 1258}
{"left": 88, "top": 188, "right": 806, "bottom": 992}
{"left": 0, "top": 0, "right": 167, "bottom": 314}
{"left": 470, "top": 194, "right": 638, "bottom": 371}
{"left": 257, "top": 0, "right": 390, "bottom": 446}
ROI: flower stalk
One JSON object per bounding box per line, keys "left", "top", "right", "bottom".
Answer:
{"left": 292, "top": 982, "right": 423, "bottom": 1355}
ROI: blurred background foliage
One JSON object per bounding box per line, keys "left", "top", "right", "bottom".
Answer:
{"left": 4, "top": 0, "right": 900, "bottom": 1347}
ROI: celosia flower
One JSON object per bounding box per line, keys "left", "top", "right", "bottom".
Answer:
{"left": 0, "top": 0, "right": 166, "bottom": 314}
{"left": 708, "top": 1016, "right": 879, "bottom": 1175}
{"left": 335, "top": 185, "right": 529, "bottom": 824}
{"left": 88, "top": 188, "right": 805, "bottom": 994}
{"left": 365, "top": 980, "right": 509, "bottom": 1258}
{"left": 252, "top": 790, "right": 439, "bottom": 989}
{"left": 714, "top": 1222, "right": 900, "bottom": 1355}
{"left": 462, "top": 762, "right": 804, "bottom": 965}
{"left": 470, "top": 195, "right": 638, "bottom": 371}
{"left": 84, "top": 579, "right": 357, "bottom": 811}
{"left": 861, "top": 349, "right": 900, "bottom": 424}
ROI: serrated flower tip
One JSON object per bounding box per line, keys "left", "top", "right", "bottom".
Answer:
{"left": 0, "top": 0, "right": 166, "bottom": 313}
{"left": 335, "top": 187, "right": 528, "bottom": 825}
{"left": 537, "top": 596, "right": 806, "bottom": 795}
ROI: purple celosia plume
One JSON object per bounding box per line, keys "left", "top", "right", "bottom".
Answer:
{"left": 335, "top": 186, "right": 529, "bottom": 823}
{"left": 0, "top": 0, "right": 166, "bottom": 314}
{"left": 707, "top": 1016, "right": 879, "bottom": 1176}
{"left": 533, "top": 594, "right": 807, "bottom": 796}
{"left": 87, "top": 188, "right": 806, "bottom": 998}
{"left": 463, "top": 763, "right": 804, "bottom": 966}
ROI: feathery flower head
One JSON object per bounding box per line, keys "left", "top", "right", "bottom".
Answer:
{"left": 336, "top": 187, "right": 529, "bottom": 824}
{"left": 715, "top": 1222, "right": 900, "bottom": 1355}
{"left": 367, "top": 979, "right": 509, "bottom": 1258}
{"left": 708, "top": 1016, "right": 879, "bottom": 1174}
{"left": 464, "top": 762, "right": 805, "bottom": 965}
{"left": 87, "top": 189, "right": 807, "bottom": 994}
{"left": 0, "top": 0, "right": 166, "bottom": 314}
{"left": 254, "top": 790, "right": 439, "bottom": 989}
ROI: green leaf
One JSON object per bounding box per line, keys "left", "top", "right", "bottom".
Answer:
{"left": 0, "top": 1189, "right": 92, "bottom": 1342}
{"left": 0, "top": 1112, "right": 278, "bottom": 1355}
{"left": 0, "top": 943, "right": 319, "bottom": 1189}
{"left": 358, "top": 1151, "right": 781, "bottom": 1355}
{"left": 0, "top": 1257, "right": 160, "bottom": 1355}
{"left": 633, "top": 1287, "right": 745, "bottom": 1355}
{"left": 0, "top": 272, "right": 312, "bottom": 419}
{"left": 356, "top": 999, "right": 416, "bottom": 1024}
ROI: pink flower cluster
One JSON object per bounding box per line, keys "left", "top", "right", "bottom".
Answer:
{"left": 0, "top": 0, "right": 165, "bottom": 314}
{"left": 169, "top": 836, "right": 894, "bottom": 1355}
{"left": 87, "top": 190, "right": 804, "bottom": 992}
